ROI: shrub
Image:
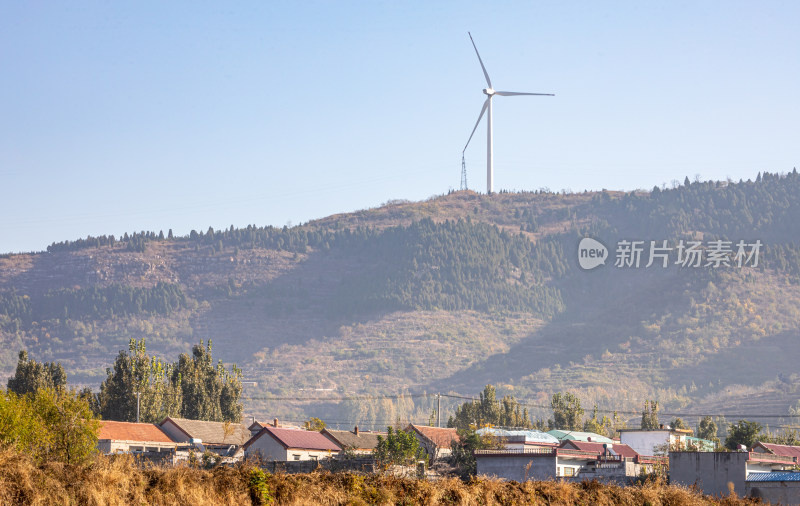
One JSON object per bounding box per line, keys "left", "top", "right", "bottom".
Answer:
{"left": 248, "top": 467, "right": 273, "bottom": 505}
{"left": 374, "top": 427, "right": 426, "bottom": 468}
{"left": 0, "top": 388, "right": 99, "bottom": 466}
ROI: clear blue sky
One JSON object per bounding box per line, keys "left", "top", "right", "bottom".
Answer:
{"left": 2, "top": 1, "right": 798, "bottom": 253}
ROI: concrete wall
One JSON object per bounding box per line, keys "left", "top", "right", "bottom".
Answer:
{"left": 477, "top": 455, "right": 558, "bottom": 481}
{"left": 98, "top": 440, "right": 114, "bottom": 454}
{"left": 670, "top": 452, "right": 749, "bottom": 497}
{"left": 98, "top": 440, "right": 175, "bottom": 454}
{"left": 577, "top": 460, "right": 638, "bottom": 484}
{"left": 260, "top": 457, "right": 376, "bottom": 474}
{"left": 746, "top": 481, "right": 800, "bottom": 505}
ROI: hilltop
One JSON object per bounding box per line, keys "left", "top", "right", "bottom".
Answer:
{"left": 2, "top": 172, "right": 800, "bottom": 429}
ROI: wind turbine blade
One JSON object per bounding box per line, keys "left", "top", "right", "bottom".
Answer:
{"left": 468, "top": 32, "right": 492, "bottom": 88}
{"left": 494, "top": 91, "right": 555, "bottom": 97}
{"left": 464, "top": 98, "right": 489, "bottom": 153}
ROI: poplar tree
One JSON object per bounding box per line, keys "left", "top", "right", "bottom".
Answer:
{"left": 97, "top": 339, "right": 181, "bottom": 423}
{"left": 7, "top": 350, "right": 67, "bottom": 396}
{"left": 448, "top": 384, "right": 534, "bottom": 430}
{"left": 641, "top": 400, "right": 660, "bottom": 429}
{"left": 172, "top": 340, "right": 243, "bottom": 423}
{"left": 550, "top": 392, "right": 584, "bottom": 431}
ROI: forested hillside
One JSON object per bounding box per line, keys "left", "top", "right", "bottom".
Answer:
{"left": 1, "top": 171, "right": 799, "bottom": 430}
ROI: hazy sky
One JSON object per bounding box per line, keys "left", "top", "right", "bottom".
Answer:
{"left": 2, "top": 1, "right": 798, "bottom": 253}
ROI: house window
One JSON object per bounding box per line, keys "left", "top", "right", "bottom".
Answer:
{"left": 129, "top": 446, "right": 143, "bottom": 452}
{"left": 563, "top": 467, "right": 575, "bottom": 477}
{"left": 292, "top": 454, "right": 301, "bottom": 461}
{"left": 310, "top": 455, "right": 318, "bottom": 461}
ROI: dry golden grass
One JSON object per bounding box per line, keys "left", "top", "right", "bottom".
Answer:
{"left": 0, "top": 449, "right": 250, "bottom": 506}
{"left": 0, "top": 448, "right": 760, "bottom": 506}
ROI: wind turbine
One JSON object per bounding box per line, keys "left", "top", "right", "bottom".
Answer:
{"left": 463, "top": 32, "right": 554, "bottom": 194}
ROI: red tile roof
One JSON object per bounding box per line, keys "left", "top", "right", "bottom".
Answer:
{"left": 407, "top": 425, "right": 460, "bottom": 448}
{"left": 245, "top": 427, "right": 341, "bottom": 452}
{"left": 561, "top": 440, "right": 639, "bottom": 459}
{"left": 98, "top": 421, "right": 174, "bottom": 443}
{"left": 755, "top": 442, "right": 800, "bottom": 460}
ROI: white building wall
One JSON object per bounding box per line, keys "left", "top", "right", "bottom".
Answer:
{"left": 159, "top": 420, "right": 191, "bottom": 443}
{"left": 284, "top": 449, "right": 337, "bottom": 461}
{"left": 245, "top": 433, "right": 288, "bottom": 461}
{"left": 620, "top": 431, "right": 670, "bottom": 456}
{"left": 245, "top": 434, "right": 339, "bottom": 462}
{"left": 556, "top": 459, "right": 585, "bottom": 477}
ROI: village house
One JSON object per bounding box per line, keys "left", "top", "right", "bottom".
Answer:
{"left": 243, "top": 426, "right": 341, "bottom": 461}
{"left": 476, "top": 427, "right": 559, "bottom": 450}
{"left": 745, "top": 471, "right": 800, "bottom": 505}
{"left": 321, "top": 426, "right": 385, "bottom": 455}
{"left": 751, "top": 441, "right": 800, "bottom": 463}
{"left": 669, "top": 450, "right": 797, "bottom": 497}
{"left": 559, "top": 440, "right": 664, "bottom": 476}
{"left": 405, "top": 424, "right": 459, "bottom": 460}
{"left": 248, "top": 420, "right": 265, "bottom": 437}
{"left": 97, "top": 420, "right": 177, "bottom": 454}
{"left": 247, "top": 418, "right": 304, "bottom": 437}
{"left": 158, "top": 417, "right": 250, "bottom": 455}
{"left": 476, "top": 441, "right": 663, "bottom": 482}
{"left": 547, "top": 430, "right": 613, "bottom": 444}
{"left": 560, "top": 440, "right": 638, "bottom": 459}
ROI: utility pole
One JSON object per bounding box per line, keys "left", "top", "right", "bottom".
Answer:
{"left": 437, "top": 393, "right": 441, "bottom": 428}
{"left": 135, "top": 391, "right": 141, "bottom": 423}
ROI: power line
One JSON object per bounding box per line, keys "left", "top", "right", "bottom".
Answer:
{"left": 240, "top": 393, "right": 431, "bottom": 402}
{"left": 436, "top": 394, "right": 800, "bottom": 420}
{"left": 91, "top": 389, "right": 800, "bottom": 423}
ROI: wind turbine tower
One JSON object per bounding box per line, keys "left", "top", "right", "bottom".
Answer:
{"left": 463, "top": 32, "right": 554, "bottom": 194}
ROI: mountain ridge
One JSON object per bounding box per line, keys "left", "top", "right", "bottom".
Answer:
{"left": 2, "top": 173, "right": 799, "bottom": 429}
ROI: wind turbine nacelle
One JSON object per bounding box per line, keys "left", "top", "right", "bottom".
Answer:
{"left": 483, "top": 88, "right": 495, "bottom": 96}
